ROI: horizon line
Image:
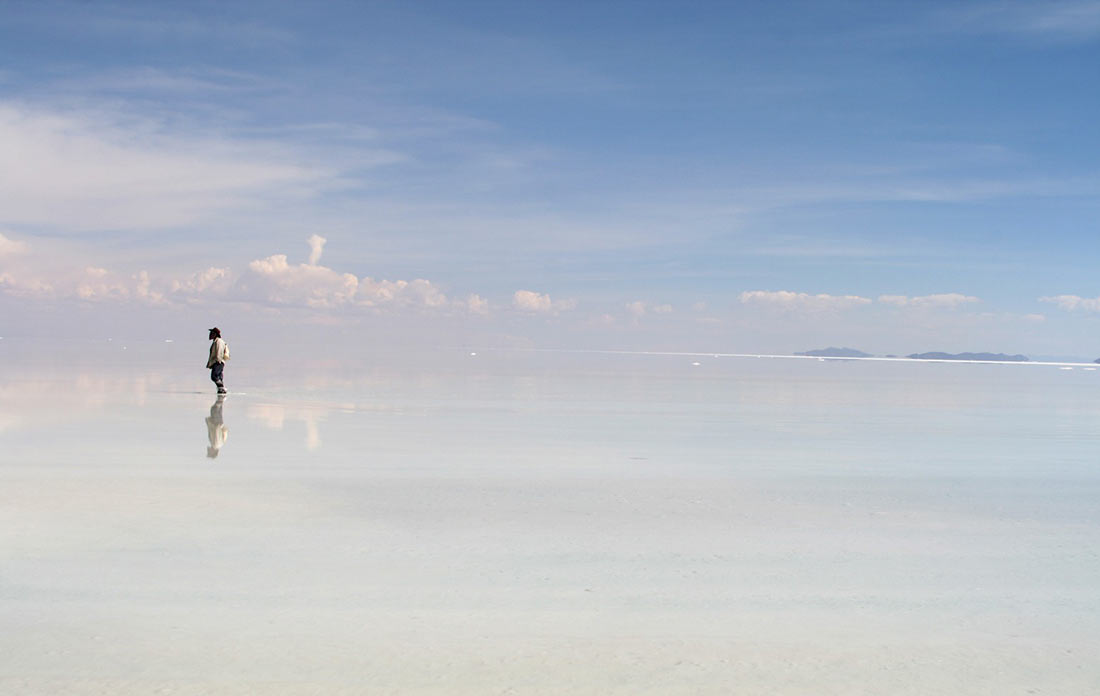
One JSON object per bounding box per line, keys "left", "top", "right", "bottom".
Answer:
{"left": 526, "top": 348, "right": 1098, "bottom": 368}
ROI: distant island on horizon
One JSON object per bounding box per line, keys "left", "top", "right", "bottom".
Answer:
{"left": 906, "top": 352, "right": 1030, "bottom": 362}
{"left": 796, "top": 348, "right": 1032, "bottom": 362}
{"left": 794, "top": 347, "right": 872, "bottom": 358}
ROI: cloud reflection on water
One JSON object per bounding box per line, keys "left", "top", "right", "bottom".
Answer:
{"left": 246, "top": 402, "right": 324, "bottom": 451}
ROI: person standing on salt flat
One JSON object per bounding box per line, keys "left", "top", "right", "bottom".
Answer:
{"left": 206, "top": 327, "right": 230, "bottom": 395}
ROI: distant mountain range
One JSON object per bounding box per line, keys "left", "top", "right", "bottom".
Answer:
{"left": 794, "top": 347, "right": 872, "bottom": 358}
{"left": 906, "top": 352, "right": 1029, "bottom": 362}
{"left": 795, "top": 348, "right": 1033, "bottom": 362}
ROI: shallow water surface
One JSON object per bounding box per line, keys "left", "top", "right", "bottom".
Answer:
{"left": 2, "top": 351, "right": 1098, "bottom": 694}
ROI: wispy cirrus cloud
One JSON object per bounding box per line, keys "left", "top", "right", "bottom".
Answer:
{"left": 941, "top": 1, "right": 1100, "bottom": 42}
{"left": 48, "top": 66, "right": 281, "bottom": 97}
{"left": 731, "top": 176, "right": 1100, "bottom": 213}
{"left": 0, "top": 102, "right": 335, "bottom": 232}
{"left": 14, "top": 3, "right": 295, "bottom": 47}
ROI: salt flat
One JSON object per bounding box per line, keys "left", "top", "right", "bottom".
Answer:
{"left": 1, "top": 348, "right": 1098, "bottom": 694}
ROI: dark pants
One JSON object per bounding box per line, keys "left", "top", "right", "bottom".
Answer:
{"left": 210, "top": 362, "right": 225, "bottom": 391}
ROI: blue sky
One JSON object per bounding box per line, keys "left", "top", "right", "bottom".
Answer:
{"left": 1, "top": 0, "right": 1098, "bottom": 355}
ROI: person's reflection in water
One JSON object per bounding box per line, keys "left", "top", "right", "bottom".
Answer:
{"left": 206, "top": 394, "right": 229, "bottom": 458}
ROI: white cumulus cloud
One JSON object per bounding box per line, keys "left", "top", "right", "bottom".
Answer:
{"left": 878, "top": 293, "right": 980, "bottom": 308}
{"left": 514, "top": 289, "right": 552, "bottom": 312}
{"left": 170, "top": 267, "right": 233, "bottom": 299}
{"left": 307, "top": 234, "right": 326, "bottom": 265}
{"left": 242, "top": 253, "right": 360, "bottom": 308}
{"left": 357, "top": 277, "right": 448, "bottom": 309}
{"left": 0, "top": 235, "right": 487, "bottom": 317}
{"left": 513, "top": 289, "right": 576, "bottom": 314}
{"left": 625, "top": 300, "right": 674, "bottom": 318}
{"left": 0, "top": 232, "right": 27, "bottom": 257}
{"left": 73, "top": 267, "right": 165, "bottom": 304}
{"left": 1040, "top": 294, "right": 1100, "bottom": 312}
{"left": 239, "top": 237, "right": 454, "bottom": 312}
{"left": 739, "top": 290, "right": 872, "bottom": 311}
{"left": 463, "top": 294, "right": 489, "bottom": 315}
{"left": 0, "top": 236, "right": 463, "bottom": 315}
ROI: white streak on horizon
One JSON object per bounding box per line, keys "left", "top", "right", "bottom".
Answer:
{"left": 522, "top": 348, "right": 1098, "bottom": 368}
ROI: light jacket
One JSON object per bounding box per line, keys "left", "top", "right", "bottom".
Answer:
{"left": 207, "top": 337, "right": 230, "bottom": 368}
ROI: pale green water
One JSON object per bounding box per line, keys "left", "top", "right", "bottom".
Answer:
{"left": 1, "top": 350, "right": 1098, "bottom": 694}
